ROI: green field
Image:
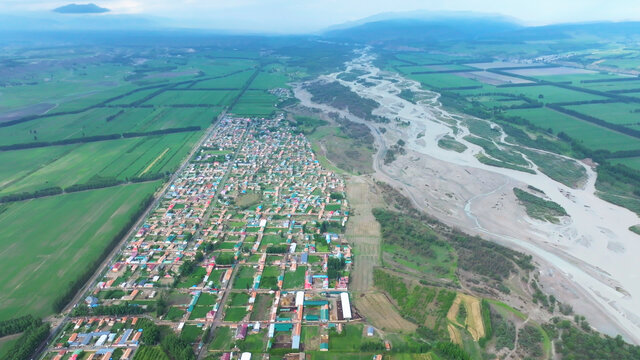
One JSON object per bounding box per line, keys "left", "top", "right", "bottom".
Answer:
{"left": 192, "top": 70, "right": 256, "bottom": 89}
{"left": 145, "top": 90, "right": 240, "bottom": 106}
{"left": 0, "top": 145, "right": 75, "bottom": 189}
{"left": 282, "top": 266, "right": 306, "bottom": 289}
{"left": 0, "top": 131, "right": 201, "bottom": 195}
{"left": 610, "top": 156, "right": 640, "bottom": 170}
{"left": 231, "top": 90, "right": 279, "bottom": 116}
{"left": 456, "top": 84, "right": 607, "bottom": 104}
{"left": 209, "top": 326, "right": 233, "bottom": 350}
{"left": 249, "top": 66, "right": 291, "bottom": 89}
{"left": 0, "top": 181, "right": 160, "bottom": 320}
{"left": 407, "top": 72, "right": 483, "bottom": 89}
{"left": 107, "top": 107, "right": 218, "bottom": 131}
{"left": 233, "top": 266, "right": 256, "bottom": 289}
{"left": 224, "top": 307, "right": 248, "bottom": 322}
{"left": 565, "top": 102, "right": 640, "bottom": 127}
{"left": 578, "top": 80, "right": 640, "bottom": 92}
{"left": 505, "top": 107, "right": 640, "bottom": 152}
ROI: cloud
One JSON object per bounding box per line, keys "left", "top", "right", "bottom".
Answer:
{"left": 2, "top": 0, "right": 640, "bottom": 32}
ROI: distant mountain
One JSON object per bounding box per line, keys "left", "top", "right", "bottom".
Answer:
{"left": 323, "top": 11, "right": 522, "bottom": 44}
{"left": 0, "top": 13, "right": 162, "bottom": 33}
{"left": 496, "top": 21, "right": 640, "bottom": 41}
{"left": 53, "top": 3, "right": 109, "bottom": 14}
{"left": 324, "top": 11, "right": 640, "bottom": 45}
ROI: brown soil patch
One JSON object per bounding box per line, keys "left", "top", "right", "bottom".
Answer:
{"left": 355, "top": 292, "right": 416, "bottom": 332}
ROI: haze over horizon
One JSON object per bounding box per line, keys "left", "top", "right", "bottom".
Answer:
{"left": 3, "top": 0, "right": 640, "bottom": 33}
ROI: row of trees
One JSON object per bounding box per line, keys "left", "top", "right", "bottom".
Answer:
{"left": 1, "top": 173, "right": 167, "bottom": 204}
{"left": 0, "top": 186, "right": 62, "bottom": 203}
{"left": 0, "top": 125, "right": 200, "bottom": 152}
{"left": 0, "top": 315, "right": 38, "bottom": 337}
{"left": 548, "top": 103, "right": 640, "bottom": 138}
{"left": 0, "top": 318, "right": 49, "bottom": 360}
{"left": 71, "top": 302, "right": 146, "bottom": 316}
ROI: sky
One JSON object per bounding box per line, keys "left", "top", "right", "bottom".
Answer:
{"left": 3, "top": 0, "right": 640, "bottom": 33}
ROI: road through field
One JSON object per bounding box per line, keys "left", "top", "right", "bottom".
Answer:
{"left": 345, "top": 176, "right": 383, "bottom": 292}
{"left": 294, "top": 50, "right": 640, "bottom": 343}
{"left": 35, "top": 110, "right": 228, "bottom": 358}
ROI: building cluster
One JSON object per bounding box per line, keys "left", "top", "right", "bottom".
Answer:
{"left": 43, "top": 116, "right": 371, "bottom": 360}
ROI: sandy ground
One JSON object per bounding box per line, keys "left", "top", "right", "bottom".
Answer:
{"left": 294, "top": 49, "right": 640, "bottom": 343}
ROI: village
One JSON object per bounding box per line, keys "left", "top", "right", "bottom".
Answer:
{"left": 41, "top": 116, "right": 383, "bottom": 360}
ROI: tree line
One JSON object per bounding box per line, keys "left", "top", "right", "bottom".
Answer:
{"left": 0, "top": 315, "right": 38, "bottom": 337}
{"left": 71, "top": 302, "right": 146, "bottom": 317}
{"left": 0, "top": 317, "right": 49, "bottom": 360}
{"left": 0, "top": 126, "right": 200, "bottom": 152}
{"left": 0, "top": 173, "right": 167, "bottom": 204}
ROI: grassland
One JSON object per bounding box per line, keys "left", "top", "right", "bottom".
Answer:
{"left": 513, "top": 188, "right": 568, "bottom": 223}
{"left": 437, "top": 135, "right": 467, "bottom": 153}
{"left": 282, "top": 266, "right": 306, "bottom": 289}
{"left": 0, "top": 181, "right": 160, "bottom": 320}
{"left": 521, "top": 150, "right": 588, "bottom": 188}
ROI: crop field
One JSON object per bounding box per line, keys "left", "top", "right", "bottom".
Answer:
{"left": 505, "top": 107, "right": 640, "bottom": 152}
{"left": 354, "top": 292, "right": 417, "bottom": 332}
{"left": 0, "top": 131, "right": 201, "bottom": 194}
{"left": 0, "top": 105, "right": 217, "bottom": 147}
{"left": 0, "top": 145, "right": 76, "bottom": 189}
{"left": 504, "top": 66, "right": 595, "bottom": 77}
{"left": 106, "top": 88, "right": 162, "bottom": 106}
{"left": 462, "top": 84, "right": 606, "bottom": 104}
{"left": 577, "top": 80, "right": 640, "bottom": 92}
{"left": 565, "top": 102, "right": 640, "bottom": 127}
{"left": 192, "top": 69, "right": 256, "bottom": 89}
{"left": 0, "top": 70, "right": 132, "bottom": 112}
{"left": 231, "top": 90, "right": 279, "bottom": 116}
{"left": 249, "top": 65, "right": 291, "bottom": 89}
{"left": 466, "top": 62, "right": 542, "bottom": 70}
{"left": 406, "top": 72, "right": 484, "bottom": 89}
{"left": 0, "top": 181, "right": 160, "bottom": 321}
{"left": 0, "top": 107, "right": 125, "bottom": 146}
{"left": 108, "top": 107, "right": 218, "bottom": 131}
{"left": 456, "top": 71, "right": 532, "bottom": 86}
{"left": 610, "top": 156, "right": 640, "bottom": 171}
{"left": 395, "top": 52, "right": 473, "bottom": 65}
{"left": 144, "top": 90, "right": 240, "bottom": 106}
{"left": 446, "top": 294, "right": 485, "bottom": 341}
{"left": 396, "top": 64, "right": 475, "bottom": 74}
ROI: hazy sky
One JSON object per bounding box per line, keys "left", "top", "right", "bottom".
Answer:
{"left": 4, "top": 0, "right": 640, "bottom": 33}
